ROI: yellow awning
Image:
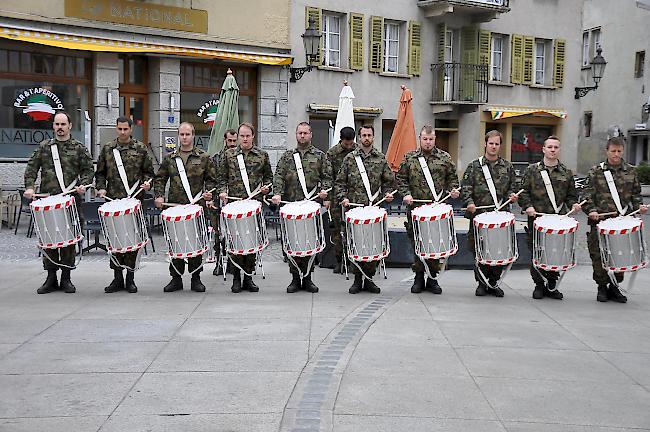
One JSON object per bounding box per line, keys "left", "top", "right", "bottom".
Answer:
{"left": 0, "top": 25, "right": 292, "bottom": 66}
{"left": 487, "top": 106, "right": 568, "bottom": 120}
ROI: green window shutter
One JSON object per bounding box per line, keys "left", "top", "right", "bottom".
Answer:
{"left": 437, "top": 22, "right": 447, "bottom": 63}
{"left": 553, "top": 39, "right": 566, "bottom": 88}
{"left": 407, "top": 21, "right": 422, "bottom": 76}
{"left": 305, "top": 7, "right": 322, "bottom": 66}
{"left": 369, "top": 16, "right": 384, "bottom": 72}
{"left": 349, "top": 13, "right": 364, "bottom": 71}
{"left": 522, "top": 36, "right": 534, "bottom": 84}
{"left": 511, "top": 34, "right": 523, "bottom": 84}
{"left": 436, "top": 22, "right": 447, "bottom": 100}
{"left": 460, "top": 26, "right": 478, "bottom": 100}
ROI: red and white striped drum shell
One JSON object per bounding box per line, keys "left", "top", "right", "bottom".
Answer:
{"left": 221, "top": 200, "right": 268, "bottom": 255}
{"left": 161, "top": 204, "right": 209, "bottom": 258}
{"left": 98, "top": 198, "right": 149, "bottom": 253}
{"left": 345, "top": 206, "right": 389, "bottom": 262}
{"left": 597, "top": 216, "right": 648, "bottom": 272}
{"left": 30, "top": 194, "right": 82, "bottom": 249}
{"left": 533, "top": 214, "right": 578, "bottom": 271}
{"left": 473, "top": 211, "right": 518, "bottom": 266}
{"left": 280, "top": 200, "right": 324, "bottom": 256}
{"left": 411, "top": 203, "right": 458, "bottom": 259}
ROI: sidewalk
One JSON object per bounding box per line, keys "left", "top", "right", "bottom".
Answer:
{"left": 1, "top": 257, "right": 649, "bottom": 431}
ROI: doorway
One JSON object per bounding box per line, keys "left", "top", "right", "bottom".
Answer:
{"left": 118, "top": 55, "right": 148, "bottom": 144}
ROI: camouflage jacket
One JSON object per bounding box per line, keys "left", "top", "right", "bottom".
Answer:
{"left": 396, "top": 148, "right": 459, "bottom": 201}
{"left": 326, "top": 141, "right": 355, "bottom": 182}
{"left": 273, "top": 144, "right": 332, "bottom": 201}
{"left": 519, "top": 161, "right": 577, "bottom": 214}
{"left": 94, "top": 138, "right": 155, "bottom": 199}
{"left": 336, "top": 147, "right": 395, "bottom": 205}
{"left": 461, "top": 156, "right": 516, "bottom": 216}
{"left": 154, "top": 146, "right": 217, "bottom": 204}
{"left": 217, "top": 145, "right": 273, "bottom": 199}
{"left": 211, "top": 146, "right": 231, "bottom": 168}
{"left": 24, "top": 137, "right": 94, "bottom": 195}
{"left": 583, "top": 159, "right": 642, "bottom": 215}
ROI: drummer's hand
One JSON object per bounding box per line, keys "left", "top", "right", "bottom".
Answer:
{"left": 141, "top": 182, "right": 151, "bottom": 191}
{"left": 318, "top": 190, "right": 328, "bottom": 200}
{"left": 403, "top": 195, "right": 413, "bottom": 205}
{"left": 525, "top": 206, "right": 536, "bottom": 217}
{"left": 154, "top": 197, "right": 164, "bottom": 208}
{"left": 384, "top": 192, "right": 394, "bottom": 203}
{"left": 75, "top": 186, "right": 86, "bottom": 194}
{"left": 341, "top": 198, "right": 350, "bottom": 207}
{"left": 206, "top": 201, "right": 216, "bottom": 209}
{"left": 203, "top": 191, "right": 213, "bottom": 201}
{"left": 23, "top": 188, "right": 34, "bottom": 199}
{"left": 509, "top": 193, "right": 519, "bottom": 202}
{"left": 450, "top": 188, "right": 460, "bottom": 199}
{"left": 639, "top": 204, "right": 648, "bottom": 214}
{"left": 466, "top": 203, "right": 476, "bottom": 214}
{"left": 588, "top": 211, "right": 599, "bottom": 221}
{"left": 97, "top": 189, "right": 107, "bottom": 198}
{"left": 261, "top": 185, "right": 270, "bottom": 195}
{"left": 323, "top": 200, "right": 331, "bottom": 209}
{"left": 219, "top": 192, "right": 228, "bottom": 203}
{"left": 572, "top": 203, "right": 582, "bottom": 214}
{"left": 272, "top": 195, "right": 281, "bottom": 205}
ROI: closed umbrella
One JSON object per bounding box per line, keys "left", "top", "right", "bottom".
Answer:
{"left": 385, "top": 85, "right": 417, "bottom": 171}
{"left": 332, "top": 81, "right": 355, "bottom": 148}
{"left": 207, "top": 68, "right": 240, "bottom": 156}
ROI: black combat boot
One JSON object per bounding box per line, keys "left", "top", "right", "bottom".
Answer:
{"left": 596, "top": 285, "right": 609, "bottom": 302}
{"left": 364, "top": 278, "right": 381, "bottom": 294}
{"left": 332, "top": 260, "right": 342, "bottom": 274}
{"left": 607, "top": 284, "right": 627, "bottom": 303}
{"left": 213, "top": 263, "right": 223, "bottom": 276}
{"left": 125, "top": 270, "right": 137, "bottom": 293}
{"left": 286, "top": 273, "right": 301, "bottom": 293}
{"left": 37, "top": 269, "right": 59, "bottom": 294}
{"left": 243, "top": 275, "right": 259, "bottom": 292}
{"left": 302, "top": 274, "right": 319, "bottom": 293}
{"left": 532, "top": 283, "right": 545, "bottom": 300}
{"left": 231, "top": 269, "right": 242, "bottom": 293}
{"left": 191, "top": 273, "right": 206, "bottom": 292}
{"left": 410, "top": 271, "right": 425, "bottom": 293}
{"left": 475, "top": 283, "right": 488, "bottom": 296}
{"left": 349, "top": 273, "right": 362, "bottom": 294}
{"left": 545, "top": 279, "right": 563, "bottom": 300}
{"left": 60, "top": 269, "right": 76, "bottom": 293}
{"left": 105, "top": 269, "right": 125, "bottom": 293}
{"left": 425, "top": 277, "right": 443, "bottom": 294}
{"left": 163, "top": 276, "right": 183, "bottom": 292}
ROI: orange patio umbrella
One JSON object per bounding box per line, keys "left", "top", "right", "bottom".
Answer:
{"left": 385, "top": 85, "right": 417, "bottom": 172}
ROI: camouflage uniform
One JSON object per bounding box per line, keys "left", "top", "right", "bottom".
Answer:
{"left": 24, "top": 138, "right": 94, "bottom": 270}
{"left": 95, "top": 138, "right": 155, "bottom": 270}
{"left": 326, "top": 141, "right": 355, "bottom": 261}
{"left": 336, "top": 147, "right": 395, "bottom": 277}
{"left": 519, "top": 162, "right": 577, "bottom": 287}
{"left": 583, "top": 159, "right": 642, "bottom": 287}
{"left": 217, "top": 145, "right": 273, "bottom": 274}
{"left": 397, "top": 148, "right": 459, "bottom": 276}
{"left": 209, "top": 148, "right": 230, "bottom": 261}
{"left": 274, "top": 144, "right": 332, "bottom": 275}
{"left": 461, "top": 156, "right": 516, "bottom": 287}
{"left": 154, "top": 147, "right": 218, "bottom": 276}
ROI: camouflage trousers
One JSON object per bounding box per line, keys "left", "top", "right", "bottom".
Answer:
{"left": 330, "top": 206, "right": 345, "bottom": 262}
{"left": 286, "top": 255, "right": 317, "bottom": 276}
{"left": 209, "top": 207, "right": 222, "bottom": 258}
{"left": 109, "top": 251, "right": 138, "bottom": 271}
{"left": 526, "top": 216, "right": 559, "bottom": 286}
{"left": 406, "top": 212, "right": 443, "bottom": 276}
{"left": 169, "top": 256, "right": 202, "bottom": 277}
{"left": 349, "top": 260, "right": 379, "bottom": 278}
{"left": 587, "top": 224, "right": 624, "bottom": 287}
{"left": 229, "top": 253, "right": 256, "bottom": 274}
{"left": 43, "top": 245, "right": 76, "bottom": 270}
{"left": 467, "top": 221, "right": 504, "bottom": 286}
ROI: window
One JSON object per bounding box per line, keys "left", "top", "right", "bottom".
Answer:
{"left": 512, "top": 125, "right": 553, "bottom": 167}
{"left": 444, "top": 30, "right": 453, "bottom": 63}
{"left": 491, "top": 34, "right": 503, "bottom": 81}
{"left": 584, "top": 112, "right": 593, "bottom": 137}
{"left": 384, "top": 22, "right": 400, "bottom": 73}
{"left": 322, "top": 14, "right": 341, "bottom": 68}
{"left": 635, "top": 51, "right": 645, "bottom": 78}
{"left": 582, "top": 32, "right": 589, "bottom": 66}
{"left": 535, "top": 40, "right": 546, "bottom": 85}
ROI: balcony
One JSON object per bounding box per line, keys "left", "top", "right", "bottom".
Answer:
{"left": 431, "top": 63, "right": 488, "bottom": 107}
{"left": 418, "top": 0, "right": 510, "bottom": 21}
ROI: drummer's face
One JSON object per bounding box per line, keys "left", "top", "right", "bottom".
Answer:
{"left": 53, "top": 113, "right": 71, "bottom": 141}
{"left": 238, "top": 127, "right": 254, "bottom": 150}
{"left": 296, "top": 125, "right": 312, "bottom": 146}
{"left": 116, "top": 121, "right": 132, "bottom": 143}
{"left": 359, "top": 128, "right": 374, "bottom": 148}
{"left": 484, "top": 136, "right": 501, "bottom": 158}
{"left": 224, "top": 132, "right": 238, "bottom": 148}
{"left": 542, "top": 139, "right": 560, "bottom": 161}
{"left": 420, "top": 132, "right": 436, "bottom": 152}
{"left": 178, "top": 124, "right": 194, "bottom": 148}
{"left": 606, "top": 143, "right": 624, "bottom": 166}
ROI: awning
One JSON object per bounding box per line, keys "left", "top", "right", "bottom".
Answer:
{"left": 486, "top": 105, "right": 568, "bottom": 120}
{"left": 0, "top": 25, "right": 292, "bottom": 66}
{"left": 308, "top": 103, "right": 383, "bottom": 118}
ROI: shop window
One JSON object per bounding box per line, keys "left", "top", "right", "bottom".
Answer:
{"left": 511, "top": 124, "right": 553, "bottom": 173}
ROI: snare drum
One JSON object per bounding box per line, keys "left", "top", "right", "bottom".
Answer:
{"left": 533, "top": 214, "right": 578, "bottom": 271}
{"left": 30, "top": 194, "right": 83, "bottom": 249}
{"left": 221, "top": 200, "right": 268, "bottom": 255}
{"left": 279, "top": 200, "right": 325, "bottom": 256}
{"left": 473, "top": 211, "right": 518, "bottom": 266}
{"left": 161, "top": 204, "right": 209, "bottom": 259}
{"left": 98, "top": 198, "right": 149, "bottom": 253}
{"left": 597, "top": 216, "right": 648, "bottom": 272}
{"left": 411, "top": 203, "right": 457, "bottom": 259}
{"left": 345, "top": 206, "right": 389, "bottom": 262}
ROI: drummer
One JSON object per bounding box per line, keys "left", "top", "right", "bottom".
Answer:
{"left": 23, "top": 111, "right": 94, "bottom": 294}
{"left": 272, "top": 122, "right": 332, "bottom": 293}
{"left": 154, "top": 122, "right": 217, "bottom": 293}
{"left": 519, "top": 136, "right": 580, "bottom": 300}
{"left": 583, "top": 137, "right": 648, "bottom": 303}
{"left": 461, "top": 130, "right": 518, "bottom": 297}
{"left": 336, "top": 125, "right": 395, "bottom": 294}
{"left": 95, "top": 116, "right": 155, "bottom": 294}
{"left": 217, "top": 122, "right": 273, "bottom": 293}
{"left": 397, "top": 125, "right": 459, "bottom": 294}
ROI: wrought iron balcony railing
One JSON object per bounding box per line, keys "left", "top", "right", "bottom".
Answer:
{"left": 431, "top": 63, "right": 488, "bottom": 104}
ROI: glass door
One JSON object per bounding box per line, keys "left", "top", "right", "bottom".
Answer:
{"left": 118, "top": 55, "right": 148, "bottom": 144}
{"left": 119, "top": 94, "right": 147, "bottom": 144}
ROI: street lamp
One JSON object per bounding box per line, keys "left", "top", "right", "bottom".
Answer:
{"left": 575, "top": 46, "right": 607, "bottom": 99}
{"left": 290, "top": 16, "right": 322, "bottom": 82}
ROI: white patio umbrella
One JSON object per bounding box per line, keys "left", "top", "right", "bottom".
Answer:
{"left": 332, "top": 81, "right": 355, "bottom": 148}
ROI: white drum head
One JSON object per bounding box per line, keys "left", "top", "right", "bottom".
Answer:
{"left": 346, "top": 206, "right": 386, "bottom": 223}
{"left": 98, "top": 197, "right": 140, "bottom": 215}
{"left": 280, "top": 200, "right": 321, "bottom": 218}
{"left": 412, "top": 203, "right": 453, "bottom": 220}
{"left": 31, "top": 194, "right": 73, "bottom": 210}
{"left": 162, "top": 204, "right": 203, "bottom": 221}
{"left": 598, "top": 216, "right": 643, "bottom": 233}
{"left": 474, "top": 211, "right": 515, "bottom": 226}
{"left": 534, "top": 214, "right": 578, "bottom": 232}
{"left": 222, "top": 199, "right": 261, "bottom": 218}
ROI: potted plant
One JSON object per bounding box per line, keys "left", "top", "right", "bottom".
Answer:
{"left": 637, "top": 162, "right": 650, "bottom": 196}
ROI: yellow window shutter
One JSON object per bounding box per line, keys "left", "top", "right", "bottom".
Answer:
{"left": 369, "top": 16, "right": 384, "bottom": 72}
{"left": 437, "top": 22, "right": 447, "bottom": 63}
{"left": 305, "top": 7, "right": 322, "bottom": 66}
{"left": 349, "top": 13, "right": 364, "bottom": 71}
{"left": 511, "top": 34, "right": 523, "bottom": 84}
{"left": 479, "top": 30, "right": 491, "bottom": 66}
{"left": 523, "top": 36, "right": 534, "bottom": 84}
{"left": 553, "top": 39, "right": 566, "bottom": 88}
{"left": 408, "top": 21, "right": 422, "bottom": 76}
{"left": 460, "top": 26, "right": 479, "bottom": 101}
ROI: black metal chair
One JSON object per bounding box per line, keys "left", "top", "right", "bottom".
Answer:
{"left": 263, "top": 204, "right": 281, "bottom": 241}
{"left": 141, "top": 195, "right": 157, "bottom": 253}
{"left": 80, "top": 200, "right": 106, "bottom": 254}
{"left": 14, "top": 193, "right": 35, "bottom": 238}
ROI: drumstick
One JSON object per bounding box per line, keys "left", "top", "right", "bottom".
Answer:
{"left": 461, "top": 204, "right": 495, "bottom": 211}
{"left": 496, "top": 189, "right": 525, "bottom": 212}
{"left": 564, "top": 199, "right": 587, "bottom": 217}
{"left": 344, "top": 202, "right": 364, "bottom": 207}
{"left": 161, "top": 202, "right": 179, "bottom": 207}
{"left": 32, "top": 193, "right": 50, "bottom": 198}
{"left": 226, "top": 196, "right": 244, "bottom": 201}
{"left": 595, "top": 211, "right": 618, "bottom": 217}
{"left": 130, "top": 178, "right": 153, "bottom": 199}
{"left": 308, "top": 187, "right": 333, "bottom": 201}
{"left": 373, "top": 190, "right": 398, "bottom": 207}
{"left": 627, "top": 208, "right": 643, "bottom": 217}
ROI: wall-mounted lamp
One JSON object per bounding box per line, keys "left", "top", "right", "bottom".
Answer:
{"left": 290, "top": 16, "right": 322, "bottom": 83}
{"left": 106, "top": 89, "right": 112, "bottom": 108}
{"left": 575, "top": 47, "right": 607, "bottom": 99}
{"left": 169, "top": 93, "right": 175, "bottom": 115}
{"left": 274, "top": 99, "right": 281, "bottom": 116}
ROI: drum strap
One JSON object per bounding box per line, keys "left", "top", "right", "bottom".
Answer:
{"left": 539, "top": 168, "right": 560, "bottom": 214}
{"left": 50, "top": 144, "right": 67, "bottom": 192}
{"left": 174, "top": 156, "right": 195, "bottom": 203}
{"left": 292, "top": 152, "right": 316, "bottom": 199}
{"left": 112, "top": 148, "right": 138, "bottom": 196}
{"left": 236, "top": 154, "right": 253, "bottom": 197}
{"left": 600, "top": 162, "right": 627, "bottom": 215}
{"left": 418, "top": 157, "right": 442, "bottom": 202}
{"left": 479, "top": 157, "right": 500, "bottom": 207}
{"left": 354, "top": 155, "right": 380, "bottom": 203}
